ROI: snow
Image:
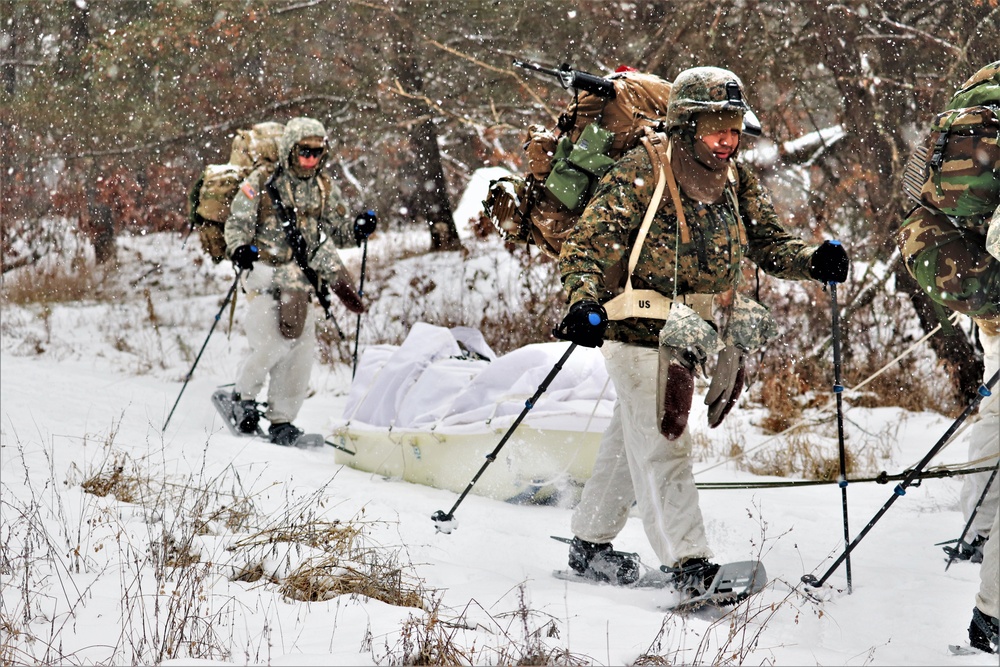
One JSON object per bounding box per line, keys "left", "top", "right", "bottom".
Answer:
{"left": 1, "top": 181, "right": 996, "bottom": 665}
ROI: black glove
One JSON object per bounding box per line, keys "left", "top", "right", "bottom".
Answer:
{"left": 810, "top": 240, "right": 850, "bottom": 283}
{"left": 231, "top": 244, "right": 259, "bottom": 271}
{"left": 553, "top": 300, "right": 608, "bottom": 348}
{"left": 354, "top": 210, "right": 377, "bottom": 245}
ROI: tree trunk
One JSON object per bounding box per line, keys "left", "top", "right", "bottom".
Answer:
{"left": 390, "top": 3, "right": 462, "bottom": 252}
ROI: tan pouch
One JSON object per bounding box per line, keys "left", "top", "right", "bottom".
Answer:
{"left": 277, "top": 289, "right": 309, "bottom": 339}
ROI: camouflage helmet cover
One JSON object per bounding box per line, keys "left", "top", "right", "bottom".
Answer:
{"left": 666, "top": 66, "right": 750, "bottom": 132}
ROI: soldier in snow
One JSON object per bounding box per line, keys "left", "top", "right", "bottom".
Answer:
{"left": 897, "top": 60, "right": 1000, "bottom": 654}
{"left": 553, "top": 66, "right": 850, "bottom": 595}
{"left": 224, "top": 117, "right": 374, "bottom": 447}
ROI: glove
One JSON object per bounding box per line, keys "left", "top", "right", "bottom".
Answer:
{"left": 231, "top": 244, "right": 259, "bottom": 271}
{"left": 332, "top": 280, "right": 366, "bottom": 314}
{"left": 810, "top": 240, "right": 850, "bottom": 283}
{"left": 354, "top": 209, "right": 378, "bottom": 245}
{"left": 553, "top": 300, "right": 608, "bottom": 348}
{"left": 704, "top": 345, "right": 745, "bottom": 428}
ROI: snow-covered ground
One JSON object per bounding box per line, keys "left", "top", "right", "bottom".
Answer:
{"left": 1, "top": 209, "right": 996, "bottom": 665}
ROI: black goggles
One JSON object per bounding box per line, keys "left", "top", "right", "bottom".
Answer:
{"left": 296, "top": 145, "right": 324, "bottom": 159}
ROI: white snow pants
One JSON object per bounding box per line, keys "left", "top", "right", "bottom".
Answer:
{"left": 234, "top": 267, "right": 317, "bottom": 425}
{"left": 976, "top": 508, "right": 999, "bottom": 620}
{"left": 961, "top": 329, "right": 999, "bottom": 539}
{"left": 571, "top": 341, "right": 711, "bottom": 567}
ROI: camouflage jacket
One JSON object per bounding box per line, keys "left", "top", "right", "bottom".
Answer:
{"left": 560, "top": 135, "right": 817, "bottom": 347}
{"left": 225, "top": 121, "right": 355, "bottom": 294}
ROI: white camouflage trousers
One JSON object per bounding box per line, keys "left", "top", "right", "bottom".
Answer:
{"left": 234, "top": 266, "right": 316, "bottom": 425}
{"left": 571, "top": 341, "right": 712, "bottom": 567}
{"left": 961, "top": 328, "right": 999, "bottom": 540}
{"left": 970, "top": 328, "right": 1000, "bottom": 620}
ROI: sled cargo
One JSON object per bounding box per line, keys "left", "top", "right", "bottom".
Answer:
{"left": 329, "top": 323, "right": 613, "bottom": 502}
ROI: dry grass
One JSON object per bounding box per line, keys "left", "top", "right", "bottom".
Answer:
{"left": 1, "top": 255, "right": 123, "bottom": 305}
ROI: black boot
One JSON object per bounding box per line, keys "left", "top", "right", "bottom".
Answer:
{"left": 662, "top": 557, "right": 721, "bottom": 597}
{"left": 268, "top": 422, "right": 303, "bottom": 447}
{"left": 969, "top": 607, "right": 999, "bottom": 654}
{"left": 231, "top": 393, "right": 260, "bottom": 434}
{"left": 567, "top": 537, "right": 639, "bottom": 585}
{"left": 944, "top": 534, "right": 987, "bottom": 563}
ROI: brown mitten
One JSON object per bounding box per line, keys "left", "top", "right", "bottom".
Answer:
{"left": 705, "top": 345, "right": 745, "bottom": 428}
{"left": 332, "top": 280, "right": 365, "bottom": 314}
{"left": 657, "top": 346, "right": 696, "bottom": 440}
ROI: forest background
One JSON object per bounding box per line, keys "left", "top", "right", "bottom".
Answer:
{"left": 3, "top": 0, "right": 999, "bottom": 414}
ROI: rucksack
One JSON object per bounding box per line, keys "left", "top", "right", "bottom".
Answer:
{"left": 898, "top": 62, "right": 1000, "bottom": 322}
{"left": 483, "top": 68, "right": 673, "bottom": 259}
{"left": 187, "top": 121, "right": 285, "bottom": 262}
{"left": 901, "top": 61, "right": 1000, "bottom": 224}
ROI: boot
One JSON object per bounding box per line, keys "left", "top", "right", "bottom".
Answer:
{"left": 567, "top": 537, "right": 639, "bottom": 585}
{"left": 268, "top": 422, "right": 303, "bottom": 447}
{"left": 943, "top": 534, "right": 987, "bottom": 564}
{"left": 662, "top": 557, "right": 721, "bottom": 598}
{"left": 231, "top": 394, "right": 260, "bottom": 434}
{"left": 969, "top": 607, "right": 999, "bottom": 654}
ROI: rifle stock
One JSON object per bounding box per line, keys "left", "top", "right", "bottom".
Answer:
{"left": 513, "top": 59, "right": 616, "bottom": 99}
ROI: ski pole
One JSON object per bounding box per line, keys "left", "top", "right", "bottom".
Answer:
{"left": 803, "top": 369, "right": 999, "bottom": 589}
{"left": 351, "top": 235, "right": 369, "bottom": 380}
{"left": 163, "top": 271, "right": 242, "bottom": 431}
{"left": 431, "top": 343, "right": 578, "bottom": 533}
{"left": 943, "top": 463, "right": 999, "bottom": 570}
{"left": 829, "top": 282, "right": 852, "bottom": 593}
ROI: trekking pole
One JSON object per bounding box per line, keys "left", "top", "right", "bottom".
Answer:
{"left": 351, "top": 235, "right": 369, "bottom": 380}
{"left": 829, "top": 282, "right": 852, "bottom": 593}
{"left": 942, "top": 462, "right": 999, "bottom": 571}
{"left": 802, "top": 369, "right": 999, "bottom": 589}
{"left": 431, "top": 343, "right": 578, "bottom": 533}
{"left": 163, "top": 271, "right": 242, "bottom": 431}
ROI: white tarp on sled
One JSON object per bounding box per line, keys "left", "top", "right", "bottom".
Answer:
{"left": 330, "top": 322, "right": 615, "bottom": 501}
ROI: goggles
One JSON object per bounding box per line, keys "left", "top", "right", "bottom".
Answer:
{"left": 296, "top": 145, "right": 324, "bottom": 159}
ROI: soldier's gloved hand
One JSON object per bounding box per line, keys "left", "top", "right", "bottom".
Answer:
{"left": 705, "top": 345, "right": 745, "bottom": 428}
{"left": 553, "top": 300, "right": 608, "bottom": 348}
{"left": 332, "top": 280, "right": 366, "bottom": 314}
{"left": 810, "top": 240, "right": 850, "bottom": 283}
{"left": 231, "top": 244, "right": 259, "bottom": 271}
{"left": 658, "top": 347, "right": 697, "bottom": 440}
{"left": 354, "top": 210, "right": 378, "bottom": 246}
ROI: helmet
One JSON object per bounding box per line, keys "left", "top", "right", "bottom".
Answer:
{"left": 666, "top": 66, "right": 751, "bottom": 135}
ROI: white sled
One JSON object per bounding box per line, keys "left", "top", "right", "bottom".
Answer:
{"left": 329, "top": 323, "right": 612, "bottom": 503}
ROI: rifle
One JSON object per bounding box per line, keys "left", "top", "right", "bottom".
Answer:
{"left": 513, "top": 59, "right": 616, "bottom": 99}
{"left": 264, "top": 168, "right": 346, "bottom": 340}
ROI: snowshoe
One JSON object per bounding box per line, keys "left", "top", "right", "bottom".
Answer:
{"left": 232, "top": 394, "right": 261, "bottom": 434}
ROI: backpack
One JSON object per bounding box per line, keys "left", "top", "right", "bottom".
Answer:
{"left": 483, "top": 69, "right": 673, "bottom": 259}
{"left": 901, "top": 62, "right": 1000, "bottom": 224}
{"left": 188, "top": 121, "right": 285, "bottom": 262}
{"left": 898, "top": 62, "right": 1000, "bottom": 322}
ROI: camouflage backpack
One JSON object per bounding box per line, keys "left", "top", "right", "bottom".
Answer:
{"left": 898, "top": 61, "right": 1000, "bottom": 322}
{"left": 188, "top": 121, "right": 285, "bottom": 262}
{"left": 483, "top": 67, "right": 673, "bottom": 259}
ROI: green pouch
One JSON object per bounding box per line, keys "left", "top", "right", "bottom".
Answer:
{"left": 568, "top": 123, "right": 616, "bottom": 177}
{"left": 545, "top": 136, "right": 591, "bottom": 210}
